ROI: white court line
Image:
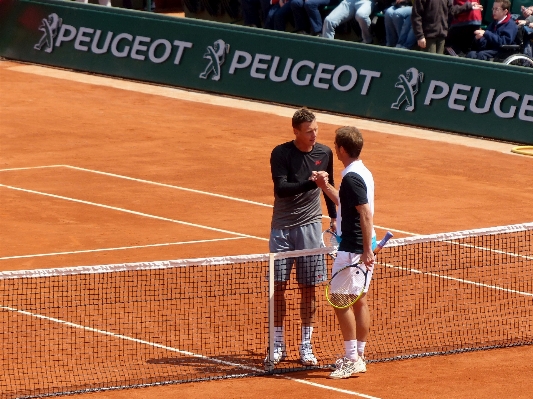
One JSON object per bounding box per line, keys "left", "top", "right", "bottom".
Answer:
{"left": 0, "top": 237, "right": 246, "bottom": 261}
{"left": 383, "top": 262, "right": 533, "bottom": 297}
{"left": 444, "top": 240, "right": 533, "bottom": 262}
{"left": 280, "top": 375, "right": 382, "bottom": 399}
{"left": 2, "top": 303, "right": 382, "bottom": 399}
{"left": 0, "top": 164, "right": 419, "bottom": 237}
{"left": 0, "top": 304, "right": 261, "bottom": 372}
{"left": 0, "top": 183, "right": 269, "bottom": 242}
{"left": 62, "top": 165, "right": 273, "bottom": 208}
{"left": 0, "top": 164, "right": 270, "bottom": 207}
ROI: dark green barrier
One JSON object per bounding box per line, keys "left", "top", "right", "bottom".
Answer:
{"left": 1, "top": 0, "right": 532, "bottom": 144}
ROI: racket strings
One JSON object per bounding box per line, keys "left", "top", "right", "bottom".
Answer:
{"left": 326, "top": 266, "right": 367, "bottom": 308}
{"left": 322, "top": 230, "right": 339, "bottom": 249}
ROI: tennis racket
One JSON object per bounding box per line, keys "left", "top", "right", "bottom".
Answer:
{"left": 325, "top": 231, "right": 393, "bottom": 309}
{"left": 321, "top": 228, "right": 340, "bottom": 259}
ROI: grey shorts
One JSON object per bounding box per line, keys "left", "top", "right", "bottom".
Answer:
{"left": 269, "top": 222, "right": 326, "bottom": 285}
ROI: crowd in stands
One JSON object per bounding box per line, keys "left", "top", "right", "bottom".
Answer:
{"left": 75, "top": 0, "right": 156, "bottom": 11}
{"left": 240, "top": 0, "right": 533, "bottom": 61}
{"left": 75, "top": 0, "right": 533, "bottom": 62}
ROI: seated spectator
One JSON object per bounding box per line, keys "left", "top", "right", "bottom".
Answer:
{"left": 241, "top": 0, "right": 272, "bottom": 27}
{"left": 76, "top": 0, "right": 112, "bottom": 6}
{"left": 384, "top": 0, "right": 416, "bottom": 49}
{"left": 264, "top": 0, "right": 295, "bottom": 31}
{"left": 291, "top": 0, "right": 334, "bottom": 35}
{"left": 412, "top": 0, "right": 453, "bottom": 54}
{"left": 322, "top": 0, "right": 375, "bottom": 44}
{"left": 446, "top": 0, "right": 483, "bottom": 56}
{"left": 122, "top": 0, "right": 152, "bottom": 10}
{"left": 466, "top": 0, "right": 517, "bottom": 60}
{"left": 515, "top": 5, "right": 533, "bottom": 57}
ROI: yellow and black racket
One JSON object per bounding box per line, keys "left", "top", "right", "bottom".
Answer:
{"left": 325, "top": 231, "right": 393, "bottom": 309}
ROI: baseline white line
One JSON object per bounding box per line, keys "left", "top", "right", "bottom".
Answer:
{"left": 0, "top": 183, "right": 268, "bottom": 241}
{"left": 0, "top": 237, "right": 246, "bottom": 260}
{"left": 383, "top": 263, "right": 533, "bottom": 297}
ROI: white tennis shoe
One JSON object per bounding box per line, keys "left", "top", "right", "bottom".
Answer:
{"left": 328, "top": 357, "right": 366, "bottom": 379}
{"left": 299, "top": 342, "right": 318, "bottom": 366}
{"left": 264, "top": 343, "right": 286, "bottom": 366}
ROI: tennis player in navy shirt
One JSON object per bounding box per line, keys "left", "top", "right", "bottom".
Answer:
{"left": 312, "top": 126, "right": 376, "bottom": 379}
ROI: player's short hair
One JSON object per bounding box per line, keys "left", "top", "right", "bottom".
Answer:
{"left": 335, "top": 126, "right": 364, "bottom": 158}
{"left": 495, "top": 0, "right": 511, "bottom": 11}
{"left": 292, "top": 107, "right": 316, "bottom": 129}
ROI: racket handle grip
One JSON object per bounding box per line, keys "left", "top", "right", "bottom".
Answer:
{"left": 374, "top": 231, "right": 393, "bottom": 254}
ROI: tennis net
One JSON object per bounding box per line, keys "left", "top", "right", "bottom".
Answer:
{"left": 1, "top": 223, "right": 532, "bottom": 398}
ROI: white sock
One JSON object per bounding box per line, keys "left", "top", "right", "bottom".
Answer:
{"left": 274, "top": 326, "right": 284, "bottom": 347}
{"left": 357, "top": 341, "right": 366, "bottom": 358}
{"left": 301, "top": 326, "right": 313, "bottom": 345}
{"left": 344, "top": 340, "right": 358, "bottom": 361}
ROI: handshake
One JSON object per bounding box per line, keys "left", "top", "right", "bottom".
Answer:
{"left": 309, "top": 171, "right": 330, "bottom": 189}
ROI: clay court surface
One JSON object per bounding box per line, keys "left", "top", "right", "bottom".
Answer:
{"left": 1, "top": 58, "right": 533, "bottom": 398}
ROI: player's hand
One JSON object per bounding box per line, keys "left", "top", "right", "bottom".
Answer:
{"left": 361, "top": 250, "right": 375, "bottom": 270}
{"left": 309, "top": 170, "right": 328, "bottom": 180}
{"left": 314, "top": 171, "right": 329, "bottom": 189}
{"left": 329, "top": 219, "right": 337, "bottom": 234}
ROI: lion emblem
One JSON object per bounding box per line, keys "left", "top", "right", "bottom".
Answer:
{"left": 34, "top": 13, "right": 63, "bottom": 54}
{"left": 391, "top": 67, "right": 424, "bottom": 112}
{"left": 199, "top": 39, "right": 230, "bottom": 81}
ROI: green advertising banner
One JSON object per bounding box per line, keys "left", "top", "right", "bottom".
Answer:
{"left": 1, "top": 0, "right": 532, "bottom": 144}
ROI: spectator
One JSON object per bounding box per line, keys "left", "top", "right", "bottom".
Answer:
{"left": 76, "top": 0, "right": 112, "bottom": 6}
{"left": 122, "top": 0, "right": 153, "bottom": 10}
{"left": 264, "top": 0, "right": 295, "bottom": 31}
{"left": 446, "top": 0, "right": 483, "bottom": 56}
{"left": 412, "top": 0, "right": 453, "bottom": 54}
{"left": 322, "top": 0, "right": 375, "bottom": 44}
{"left": 241, "top": 0, "right": 272, "bottom": 27}
{"left": 466, "top": 0, "right": 517, "bottom": 60}
{"left": 291, "top": 0, "right": 334, "bottom": 35}
{"left": 516, "top": 5, "right": 533, "bottom": 58}
{"left": 384, "top": 0, "right": 416, "bottom": 49}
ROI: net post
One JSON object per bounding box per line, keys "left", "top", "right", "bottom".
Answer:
{"left": 265, "top": 252, "right": 275, "bottom": 372}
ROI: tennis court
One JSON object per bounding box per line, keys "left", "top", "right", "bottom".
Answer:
{"left": 1, "top": 58, "right": 533, "bottom": 399}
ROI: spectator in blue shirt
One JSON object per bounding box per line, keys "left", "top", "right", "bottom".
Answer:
{"left": 466, "top": 0, "right": 517, "bottom": 60}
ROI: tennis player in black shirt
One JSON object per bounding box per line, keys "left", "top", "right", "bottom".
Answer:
{"left": 268, "top": 108, "right": 337, "bottom": 366}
